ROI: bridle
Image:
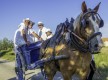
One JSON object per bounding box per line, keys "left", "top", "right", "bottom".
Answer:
{"left": 81, "top": 10, "right": 104, "bottom": 28}
{"left": 67, "top": 11, "right": 103, "bottom": 53}
{"left": 68, "top": 31, "right": 102, "bottom": 53}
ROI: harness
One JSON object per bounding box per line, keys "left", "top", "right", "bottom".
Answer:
{"left": 41, "top": 10, "right": 104, "bottom": 79}
{"left": 81, "top": 10, "right": 104, "bottom": 28}
{"left": 68, "top": 31, "right": 102, "bottom": 53}
{"left": 67, "top": 10, "right": 103, "bottom": 53}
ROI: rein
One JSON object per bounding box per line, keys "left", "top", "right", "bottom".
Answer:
{"left": 69, "top": 31, "right": 90, "bottom": 53}
{"left": 68, "top": 10, "right": 103, "bottom": 53}
{"left": 70, "top": 31, "right": 102, "bottom": 45}
{"left": 69, "top": 31, "right": 102, "bottom": 53}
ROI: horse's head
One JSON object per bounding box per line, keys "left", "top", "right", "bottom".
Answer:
{"left": 73, "top": 1, "right": 104, "bottom": 53}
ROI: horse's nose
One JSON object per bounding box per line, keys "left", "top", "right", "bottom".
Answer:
{"left": 94, "top": 44, "right": 98, "bottom": 48}
{"left": 98, "top": 43, "right": 104, "bottom": 48}
{"left": 94, "top": 43, "right": 103, "bottom": 48}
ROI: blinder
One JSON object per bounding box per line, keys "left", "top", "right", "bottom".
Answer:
{"left": 97, "top": 14, "right": 104, "bottom": 28}
{"left": 81, "top": 11, "right": 104, "bottom": 28}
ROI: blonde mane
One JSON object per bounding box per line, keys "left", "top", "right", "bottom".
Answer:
{"left": 73, "top": 13, "right": 83, "bottom": 30}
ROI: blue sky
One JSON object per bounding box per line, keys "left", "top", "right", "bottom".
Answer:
{"left": 0, "top": 0, "right": 108, "bottom": 40}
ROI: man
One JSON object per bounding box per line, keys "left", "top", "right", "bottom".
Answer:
{"left": 37, "top": 21, "right": 47, "bottom": 40}
{"left": 14, "top": 18, "right": 41, "bottom": 51}
{"left": 14, "top": 18, "right": 30, "bottom": 50}
{"left": 46, "top": 28, "right": 53, "bottom": 39}
{"left": 28, "top": 21, "right": 42, "bottom": 42}
{"left": 14, "top": 18, "right": 31, "bottom": 73}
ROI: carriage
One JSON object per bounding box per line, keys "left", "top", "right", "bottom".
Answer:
{"left": 15, "top": 41, "right": 67, "bottom": 80}
{"left": 14, "top": 1, "right": 104, "bottom": 80}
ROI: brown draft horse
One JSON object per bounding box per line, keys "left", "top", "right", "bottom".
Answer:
{"left": 40, "top": 1, "right": 103, "bottom": 80}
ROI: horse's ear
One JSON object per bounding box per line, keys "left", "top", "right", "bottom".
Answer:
{"left": 82, "top": 1, "right": 87, "bottom": 13}
{"left": 94, "top": 2, "right": 101, "bottom": 13}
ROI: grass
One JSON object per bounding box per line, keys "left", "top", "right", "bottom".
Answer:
{"left": 94, "top": 47, "right": 108, "bottom": 69}
{"left": 0, "top": 48, "right": 15, "bottom": 61}
{"left": 93, "top": 47, "right": 108, "bottom": 80}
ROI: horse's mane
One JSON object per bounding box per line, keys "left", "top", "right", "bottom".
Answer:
{"left": 73, "top": 13, "right": 83, "bottom": 31}
{"left": 42, "top": 18, "right": 74, "bottom": 50}
{"left": 73, "top": 9, "right": 93, "bottom": 31}
{"left": 46, "top": 14, "right": 83, "bottom": 48}
{"left": 50, "top": 18, "right": 74, "bottom": 44}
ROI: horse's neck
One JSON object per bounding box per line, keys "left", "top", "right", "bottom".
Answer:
{"left": 70, "top": 14, "right": 89, "bottom": 51}
{"left": 74, "top": 13, "right": 86, "bottom": 40}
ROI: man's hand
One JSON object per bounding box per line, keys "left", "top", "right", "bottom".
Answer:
{"left": 26, "top": 41, "right": 30, "bottom": 46}
{"left": 39, "top": 37, "right": 43, "bottom": 41}
{"left": 32, "top": 32, "right": 43, "bottom": 41}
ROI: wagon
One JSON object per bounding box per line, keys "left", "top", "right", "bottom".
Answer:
{"left": 15, "top": 41, "right": 68, "bottom": 80}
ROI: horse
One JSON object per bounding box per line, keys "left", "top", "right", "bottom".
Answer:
{"left": 40, "top": 1, "right": 104, "bottom": 80}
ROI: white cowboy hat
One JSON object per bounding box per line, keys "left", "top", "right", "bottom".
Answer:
{"left": 38, "top": 21, "right": 44, "bottom": 25}
{"left": 23, "top": 18, "right": 30, "bottom": 22}
{"left": 46, "top": 28, "right": 52, "bottom": 33}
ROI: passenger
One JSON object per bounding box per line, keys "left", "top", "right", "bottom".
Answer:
{"left": 14, "top": 18, "right": 41, "bottom": 53}
{"left": 46, "top": 29, "right": 53, "bottom": 39}
{"left": 28, "top": 21, "right": 42, "bottom": 43}
{"left": 37, "top": 21, "right": 47, "bottom": 40}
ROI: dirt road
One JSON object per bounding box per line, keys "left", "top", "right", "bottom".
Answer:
{"left": 0, "top": 58, "right": 65, "bottom": 80}
{"left": 0, "top": 58, "right": 16, "bottom": 80}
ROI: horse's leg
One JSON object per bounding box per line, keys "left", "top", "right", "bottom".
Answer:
{"left": 77, "top": 68, "right": 90, "bottom": 80}
{"left": 62, "top": 72, "right": 72, "bottom": 80}
{"left": 44, "top": 63, "right": 57, "bottom": 80}
{"left": 86, "top": 60, "right": 96, "bottom": 80}
{"left": 61, "top": 70, "right": 74, "bottom": 80}
{"left": 59, "top": 57, "right": 75, "bottom": 80}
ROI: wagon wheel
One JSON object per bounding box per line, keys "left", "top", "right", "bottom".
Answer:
{"left": 15, "top": 54, "right": 25, "bottom": 80}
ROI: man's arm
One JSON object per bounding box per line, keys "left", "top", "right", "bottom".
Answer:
{"left": 32, "top": 32, "right": 43, "bottom": 40}
{"left": 22, "top": 29, "right": 30, "bottom": 45}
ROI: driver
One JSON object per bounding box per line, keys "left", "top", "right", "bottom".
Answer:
{"left": 28, "top": 21, "right": 43, "bottom": 43}
{"left": 14, "top": 18, "right": 30, "bottom": 50}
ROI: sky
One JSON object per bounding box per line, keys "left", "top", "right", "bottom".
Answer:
{"left": 0, "top": 0, "right": 108, "bottom": 40}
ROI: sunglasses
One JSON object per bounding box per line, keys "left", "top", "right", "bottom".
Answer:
{"left": 38, "top": 25, "right": 42, "bottom": 26}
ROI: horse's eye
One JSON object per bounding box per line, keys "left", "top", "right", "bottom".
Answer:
{"left": 86, "top": 21, "right": 89, "bottom": 25}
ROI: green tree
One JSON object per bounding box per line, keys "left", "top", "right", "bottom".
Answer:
{"left": 0, "top": 40, "right": 2, "bottom": 50}
{"left": 0, "top": 38, "right": 14, "bottom": 50}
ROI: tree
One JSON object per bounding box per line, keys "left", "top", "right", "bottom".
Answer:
{"left": 0, "top": 40, "right": 2, "bottom": 50}
{"left": 0, "top": 38, "right": 14, "bottom": 50}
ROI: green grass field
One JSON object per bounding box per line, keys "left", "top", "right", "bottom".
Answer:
{"left": 93, "top": 47, "right": 108, "bottom": 80}
{"left": 0, "top": 48, "right": 15, "bottom": 61}
{"left": 0, "top": 47, "right": 108, "bottom": 80}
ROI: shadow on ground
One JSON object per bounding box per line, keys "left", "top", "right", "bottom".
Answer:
{"left": 93, "top": 67, "right": 108, "bottom": 80}
{"left": 0, "top": 59, "right": 10, "bottom": 64}
{"left": 30, "top": 72, "right": 64, "bottom": 80}
{"left": 8, "top": 77, "right": 16, "bottom": 80}
{"left": 8, "top": 72, "right": 64, "bottom": 80}
{"left": 8, "top": 67, "right": 108, "bottom": 80}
